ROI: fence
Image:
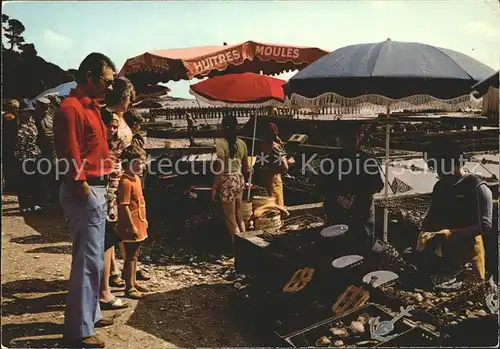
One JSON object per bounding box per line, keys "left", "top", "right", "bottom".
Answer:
{"left": 150, "top": 106, "right": 270, "bottom": 121}
{"left": 147, "top": 105, "right": 367, "bottom": 121}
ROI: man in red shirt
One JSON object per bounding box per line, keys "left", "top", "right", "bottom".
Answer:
{"left": 55, "top": 53, "right": 115, "bottom": 348}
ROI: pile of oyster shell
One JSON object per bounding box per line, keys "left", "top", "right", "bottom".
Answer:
{"left": 440, "top": 300, "right": 489, "bottom": 326}
{"left": 315, "top": 313, "right": 381, "bottom": 347}
{"left": 382, "top": 286, "right": 490, "bottom": 325}
{"left": 382, "top": 287, "right": 458, "bottom": 310}
{"left": 283, "top": 221, "right": 324, "bottom": 232}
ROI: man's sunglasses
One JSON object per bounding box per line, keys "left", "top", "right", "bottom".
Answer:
{"left": 101, "top": 76, "right": 114, "bottom": 87}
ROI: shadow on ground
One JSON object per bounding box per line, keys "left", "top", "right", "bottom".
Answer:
{"left": 2, "top": 292, "right": 66, "bottom": 317}
{"left": 1, "top": 322, "right": 63, "bottom": 348}
{"left": 2, "top": 279, "right": 68, "bottom": 297}
{"left": 7, "top": 206, "right": 70, "bottom": 245}
{"left": 26, "top": 245, "right": 72, "bottom": 255}
{"left": 126, "top": 283, "right": 260, "bottom": 347}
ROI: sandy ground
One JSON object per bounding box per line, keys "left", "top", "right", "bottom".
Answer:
{"left": 1, "top": 194, "right": 255, "bottom": 348}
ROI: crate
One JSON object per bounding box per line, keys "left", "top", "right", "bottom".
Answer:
{"left": 368, "top": 272, "right": 487, "bottom": 328}
{"left": 282, "top": 303, "right": 438, "bottom": 347}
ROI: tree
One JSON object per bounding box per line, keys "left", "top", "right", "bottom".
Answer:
{"left": 20, "top": 43, "right": 37, "bottom": 57}
{"left": 4, "top": 18, "right": 25, "bottom": 51}
{"left": 2, "top": 14, "right": 76, "bottom": 99}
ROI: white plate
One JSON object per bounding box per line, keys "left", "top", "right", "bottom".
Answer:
{"left": 332, "top": 255, "right": 364, "bottom": 269}
{"left": 362, "top": 270, "right": 399, "bottom": 288}
{"left": 320, "top": 224, "right": 349, "bottom": 237}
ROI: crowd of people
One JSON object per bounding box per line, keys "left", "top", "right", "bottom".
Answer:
{"left": 2, "top": 53, "right": 152, "bottom": 348}
{"left": 2, "top": 96, "right": 60, "bottom": 211}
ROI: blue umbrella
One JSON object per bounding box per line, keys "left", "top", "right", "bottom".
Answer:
{"left": 472, "top": 70, "right": 499, "bottom": 97}
{"left": 285, "top": 39, "right": 494, "bottom": 108}
{"left": 284, "top": 39, "right": 494, "bottom": 242}
{"left": 34, "top": 81, "right": 77, "bottom": 100}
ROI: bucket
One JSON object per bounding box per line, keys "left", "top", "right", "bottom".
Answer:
{"left": 252, "top": 196, "right": 276, "bottom": 211}
{"left": 254, "top": 211, "right": 281, "bottom": 232}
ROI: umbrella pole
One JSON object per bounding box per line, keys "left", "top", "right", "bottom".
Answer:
{"left": 383, "top": 103, "right": 391, "bottom": 242}
{"left": 246, "top": 114, "right": 258, "bottom": 201}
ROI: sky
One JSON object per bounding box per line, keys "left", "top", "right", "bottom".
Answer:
{"left": 3, "top": 0, "right": 500, "bottom": 98}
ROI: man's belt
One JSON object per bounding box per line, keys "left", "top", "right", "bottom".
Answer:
{"left": 86, "top": 176, "right": 109, "bottom": 186}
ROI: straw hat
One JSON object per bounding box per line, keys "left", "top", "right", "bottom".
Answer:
{"left": 3, "top": 99, "right": 19, "bottom": 112}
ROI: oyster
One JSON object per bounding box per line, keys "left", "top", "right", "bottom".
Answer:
{"left": 414, "top": 293, "right": 424, "bottom": 302}
{"left": 423, "top": 292, "right": 435, "bottom": 298}
{"left": 414, "top": 288, "right": 424, "bottom": 293}
{"left": 349, "top": 321, "right": 365, "bottom": 334}
{"left": 286, "top": 224, "right": 300, "bottom": 231}
{"left": 356, "top": 340, "right": 379, "bottom": 347}
{"left": 466, "top": 301, "right": 474, "bottom": 306}
{"left": 421, "top": 300, "right": 434, "bottom": 309}
{"left": 466, "top": 309, "right": 488, "bottom": 318}
{"left": 356, "top": 314, "right": 372, "bottom": 325}
{"left": 334, "top": 340, "right": 344, "bottom": 347}
{"left": 315, "top": 336, "right": 331, "bottom": 347}
{"left": 475, "top": 309, "right": 488, "bottom": 317}
{"left": 330, "top": 327, "right": 349, "bottom": 337}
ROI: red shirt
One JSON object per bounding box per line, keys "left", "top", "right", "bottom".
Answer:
{"left": 55, "top": 88, "right": 111, "bottom": 181}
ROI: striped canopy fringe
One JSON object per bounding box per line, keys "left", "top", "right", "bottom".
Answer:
{"left": 285, "top": 92, "right": 482, "bottom": 113}
{"left": 189, "top": 89, "right": 285, "bottom": 108}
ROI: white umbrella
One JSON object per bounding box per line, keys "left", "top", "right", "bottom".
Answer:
{"left": 34, "top": 81, "right": 77, "bottom": 100}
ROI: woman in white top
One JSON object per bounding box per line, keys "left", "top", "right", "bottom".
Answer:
{"left": 101, "top": 77, "right": 152, "bottom": 306}
{"left": 212, "top": 114, "right": 250, "bottom": 243}
{"left": 104, "top": 77, "right": 134, "bottom": 144}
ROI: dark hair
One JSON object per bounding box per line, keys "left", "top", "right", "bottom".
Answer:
{"left": 105, "top": 77, "right": 136, "bottom": 107}
{"left": 425, "top": 139, "right": 464, "bottom": 170}
{"left": 124, "top": 109, "right": 145, "bottom": 128}
{"left": 76, "top": 53, "right": 116, "bottom": 85}
{"left": 101, "top": 107, "right": 114, "bottom": 126}
{"left": 263, "top": 122, "right": 279, "bottom": 143}
{"left": 222, "top": 113, "right": 239, "bottom": 158}
{"left": 121, "top": 144, "right": 146, "bottom": 166}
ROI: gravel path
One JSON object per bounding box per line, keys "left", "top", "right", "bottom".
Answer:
{"left": 1, "top": 194, "right": 254, "bottom": 348}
